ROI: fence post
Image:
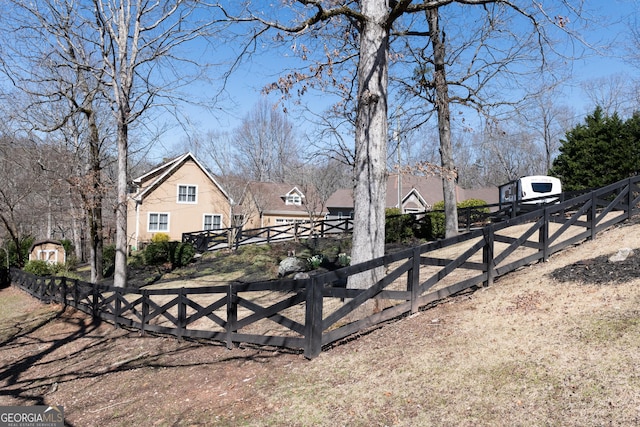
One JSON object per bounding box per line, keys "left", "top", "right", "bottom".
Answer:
{"left": 304, "top": 277, "right": 323, "bottom": 359}
{"left": 483, "top": 226, "right": 495, "bottom": 287}
{"left": 588, "top": 191, "right": 596, "bottom": 240}
{"left": 226, "top": 284, "right": 238, "bottom": 350}
{"left": 60, "top": 277, "right": 67, "bottom": 306}
{"left": 177, "top": 288, "right": 186, "bottom": 341}
{"left": 71, "top": 279, "right": 78, "bottom": 309}
{"left": 38, "top": 277, "right": 46, "bottom": 300}
{"left": 114, "top": 288, "right": 122, "bottom": 329}
{"left": 465, "top": 207, "right": 471, "bottom": 232}
{"left": 235, "top": 227, "right": 242, "bottom": 250}
{"left": 92, "top": 283, "right": 100, "bottom": 322}
{"left": 140, "top": 290, "right": 149, "bottom": 336}
{"left": 627, "top": 177, "right": 633, "bottom": 221}
{"left": 540, "top": 207, "right": 550, "bottom": 262}
{"left": 408, "top": 246, "right": 421, "bottom": 314}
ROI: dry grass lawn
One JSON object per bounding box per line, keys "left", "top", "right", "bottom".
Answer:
{"left": 1, "top": 219, "right": 640, "bottom": 426}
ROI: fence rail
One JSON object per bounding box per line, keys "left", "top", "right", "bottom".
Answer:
{"left": 182, "top": 218, "right": 354, "bottom": 252}
{"left": 10, "top": 176, "right": 640, "bottom": 359}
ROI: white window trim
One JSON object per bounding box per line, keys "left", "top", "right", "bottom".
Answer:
{"left": 148, "top": 212, "right": 170, "bottom": 232}
{"left": 275, "top": 218, "right": 296, "bottom": 224}
{"left": 203, "top": 213, "right": 223, "bottom": 230}
{"left": 284, "top": 188, "right": 304, "bottom": 206}
{"left": 285, "top": 194, "right": 302, "bottom": 205}
{"left": 177, "top": 184, "right": 198, "bottom": 204}
{"left": 37, "top": 249, "right": 59, "bottom": 264}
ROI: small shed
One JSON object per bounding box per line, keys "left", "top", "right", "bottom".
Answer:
{"left": 29, "top": 240, "right": 66, "bottom": 265}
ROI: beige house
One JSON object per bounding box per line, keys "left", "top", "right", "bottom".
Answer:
{"left": 29, "top": 240, "right": 66, "bottom": 265}
{"left": 127, "top": 152, "right": 232, "bottom": 250}
{"left": 241, "top": 181, "right": 327, "bottom": 230}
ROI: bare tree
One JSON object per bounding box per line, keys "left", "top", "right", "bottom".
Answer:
{"left": 298, "top": 158, "right": 350, "bottom": 228}
{"left": 518, "top": 85, "right": 576, "bottom": 174}
{"left": 478, "top": 123, "right": 545, "bottom": 184}
{"left": 231, "top": 98, "right": 303, "bottom": 182}
{"left": 215, "top": 1, "right": 591, "bottom": 293}
{"left": 91, "top": 0, "right": 219, "bottom": 287}
{"left": 391, "top": 3, "right": 586, "bottom": 237}
{"left": 0, "top": 136, "right": 51, "bottom": 266}
{"left": 2, "top": 0, "right": 120, "bottom": 282}
{"left": 581, "top": 74, "right": 637, "bottom": 118}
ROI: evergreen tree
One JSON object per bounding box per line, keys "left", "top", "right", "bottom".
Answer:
{"left": 550, "top": 107, "right": 640, "bottom": 191}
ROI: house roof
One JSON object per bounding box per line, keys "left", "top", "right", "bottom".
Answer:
{"left": 387, "top": 174, "right": 445, "bottom": 208}
{"left": 131, "top": 152, "right": 231, "bottom": 203}
{"left": 29, "top": 239, "right": 64, "bottom": 252}
{"left": 245, "top": 181, "right": 326, "bottom": 216}
{"left": 457, "top": 186, "right": 500, "bottom": 205}
{"left": 326, "top": 174, "right": 499, "bottom": 210}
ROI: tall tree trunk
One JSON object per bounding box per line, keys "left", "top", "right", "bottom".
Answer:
{"left": 348, "top": 0, "right": 389, "bottom": 291}
{"left": 427, "top": 8, "right": 458, "bottom": 238}
{"left": 68, "top": 189, "right": 84, "bottom": 262}
{"left": 87, "top": 112, "right": 104, "bottom": 282}
{"left": 113, "top": 119, "right": 128, "bottom": 287}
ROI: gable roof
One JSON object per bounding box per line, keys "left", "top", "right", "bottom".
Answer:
{"left": 456, "top": 186, "right": 499, "bottom": 205}
{"left": 326, "top": 174, "right": 499, "bottom": 210}
{"left": 131, "top": 152, "right": 231, "bottom": 203}
{"left": 244, "top": 181, "right": 326, "bottom": 215}
{"left": 387, "top": 174, "right": 445, "bottom": 208}
{"left": 29, "top": 239, "right": 64, "bottom": 251}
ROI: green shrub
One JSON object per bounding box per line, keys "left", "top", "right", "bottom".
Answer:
{"left": 143, "top": 241, "right": 170, "bottom": 265}
{"left": 143, "top": 241, "right": 195, "bottom": 269}
{"left": 23, "top": 260, "right": 53, "bottom": 276}
{"left": 385, "top": 208, "right": 416, "bottom": 243}
{"left": 307, "top": 254, "right": 325, "bottom": 269}
{"left": 169, "top": 242, "right": 195, "bottom": 268}
{"left": 426, "top": 199, "right": 489, "bottom": 239}
{"left": 6, "top": 236, "right": 34, "bottom": 267}
{"left": 426, "top": 201, "right": 446, "bottom": 240}
{"left": 60, "top": 239, "right": 74, "bottom": 256}
{"left": 128, "top": 251, "right": 145, "bottom": 268}
{"left": 337, "top": 253, "right": 351, "bottom": 267}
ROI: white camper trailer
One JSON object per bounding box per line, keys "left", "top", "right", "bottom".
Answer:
{"left": 499, "top": 175, "right": 562, "bottom": 209}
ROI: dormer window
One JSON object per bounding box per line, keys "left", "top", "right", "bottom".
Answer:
{"left": 286, "top": 194, "right": 302, "bottom": 205}
{"left": 284, "top": 187, "right": 304, "bottom": 206}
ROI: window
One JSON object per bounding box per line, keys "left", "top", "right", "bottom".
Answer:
{"left": 531, "top": 183, "right": 554, "bottom": 193}
{"left": 285, "top": 194, "right": 302, "bottom": 205}
{"left": 276, "top": 218, "right": 296, "bottom": 224}
{"left": 149, "top": 213, "right": 169, "bottom": 231}
{"left": 178, "top": 185, "right": 197, "bottom": 203}
{"left": 204, "top": 214, "right": 222, "bottom": 230}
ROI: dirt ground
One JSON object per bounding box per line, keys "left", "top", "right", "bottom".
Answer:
{"left": 1, "top": 219, "right": 640, "bottom": 426}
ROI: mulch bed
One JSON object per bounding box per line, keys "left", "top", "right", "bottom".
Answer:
{"left": 550, "top": 250, "right": 640, "bottom": 285}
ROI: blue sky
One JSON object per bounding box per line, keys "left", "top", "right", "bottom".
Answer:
{"left": 155, "top": 0, "right": 640, "bottom": 162}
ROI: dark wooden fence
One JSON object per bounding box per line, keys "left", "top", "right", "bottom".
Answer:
{"left": 182, "top": 191, "right": 571, "bottom": 252}
{"left": 182, "top": 218, "right": 354, "bottom": 252}
{"left": 9, "top": 176, "right": 640, "bottom": 359}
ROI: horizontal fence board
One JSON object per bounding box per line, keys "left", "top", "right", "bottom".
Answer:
{"left": 230, "top": 333, "right": 305, "bottom": 349}
{"left": 322, "top": 301, "right": 413, "bottom": 346}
